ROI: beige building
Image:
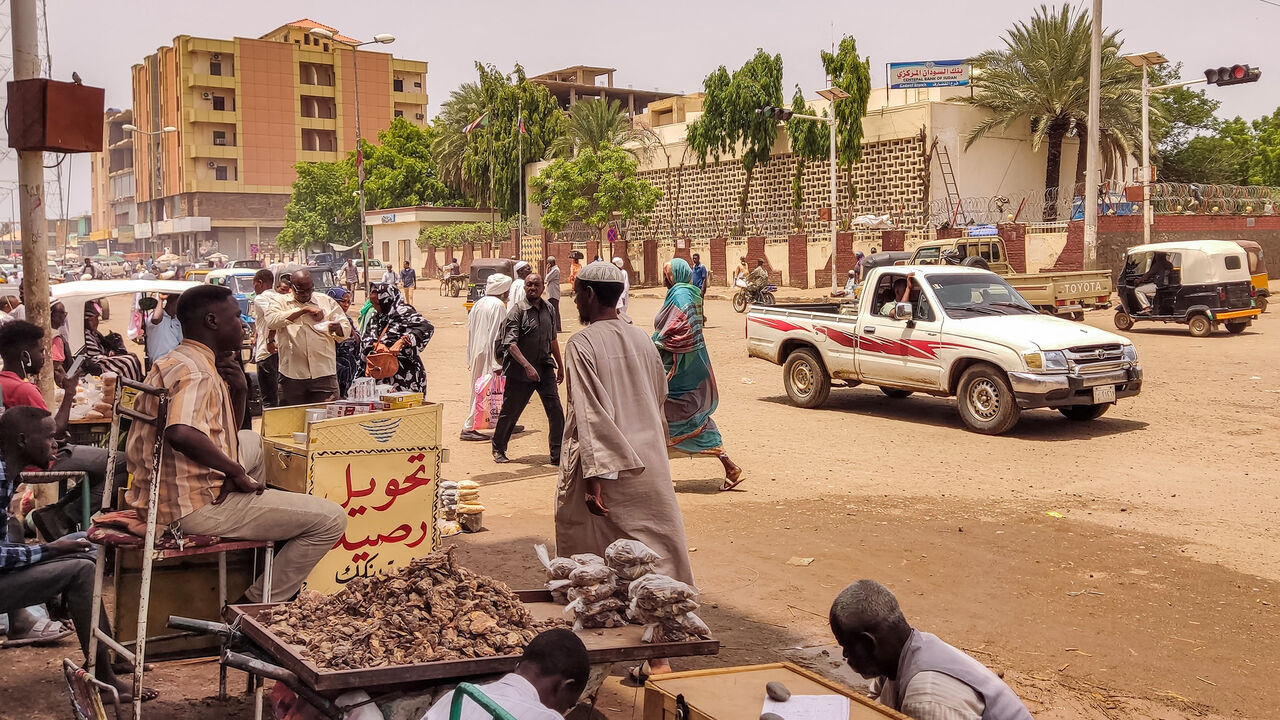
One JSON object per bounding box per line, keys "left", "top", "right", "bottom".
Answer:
{"left": 126, "top": 19, "right": 428, "bottom": 259}
{"left": 364, "top": 205, "right": 498, "bottom": 271}
{"left": 89, "top": 109, "right": 137, "bottom": 252}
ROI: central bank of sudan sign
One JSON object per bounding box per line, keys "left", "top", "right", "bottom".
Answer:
{"left": 889, "top": 60, "right": 971, "bottom": 89}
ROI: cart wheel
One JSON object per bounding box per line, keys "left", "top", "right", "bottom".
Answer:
{"left": 1187, "top": 314, "right": 1212, "bottom": 337}
{"left": 1257, "top": 295, "right": 1268, "bottom": 313}
{"left": 1226, "top": 321, "right": 1249, "bottom": 334}
{"left": 1113, "top": 312, "right": 1134, "bottom": 331}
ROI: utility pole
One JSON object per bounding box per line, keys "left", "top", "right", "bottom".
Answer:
{"left": 1082, "top": 0, "right": 1102, "bottom": 269}
{"left": 11, "top": 0, "right": 52, "bottom": 398}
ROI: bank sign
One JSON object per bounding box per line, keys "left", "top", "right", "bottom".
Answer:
{"left": 889, "top": 60, "right": 971, "bottom": 89}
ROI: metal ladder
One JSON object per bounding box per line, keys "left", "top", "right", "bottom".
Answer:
{"left": 934, "top": 140, "right": 963, "bottom": 225}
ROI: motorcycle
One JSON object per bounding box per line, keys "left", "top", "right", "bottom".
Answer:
{"left": 732, "top": 283, "right": 777, "bottom": 313}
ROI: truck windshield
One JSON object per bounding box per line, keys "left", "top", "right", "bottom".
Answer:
{"left": 228, "top": 276, "right": 255, "bottom": 295}
{"left": 915, "top": 247, "right": 941, "bottom": 264}
{"left": 929, "top": 274, "right": 1037, "bottom": 317}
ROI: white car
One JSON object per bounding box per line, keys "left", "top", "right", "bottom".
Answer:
{"left": 746, "top": 265, "right": 1143, "bottom": 435}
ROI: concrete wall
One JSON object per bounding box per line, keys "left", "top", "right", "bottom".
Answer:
{"left": 1052, "top": 215, "right": 1280, "bottom": 279}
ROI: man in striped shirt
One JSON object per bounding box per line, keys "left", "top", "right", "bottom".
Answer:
{"left": 125, "top": 285, "right": 346, "bottom": 603}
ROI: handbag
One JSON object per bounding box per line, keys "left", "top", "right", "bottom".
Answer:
{"left": 473, "top": 373, "right": 505, "bottom": 430}
{"left": 364, "top": 326, "right": 399, "bottom": 380}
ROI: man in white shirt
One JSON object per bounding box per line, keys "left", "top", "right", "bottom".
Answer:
{"left": 264, "top": 269, "right": 347, "bottom": 405}
{"left": 507, "top": 261, "right": 531, "bottom": 311}
{"left": 249, "top": 269, "right": 282, "bottom": 407}
{"left": 424, "top": 629, "right": 589, "bottom": 720}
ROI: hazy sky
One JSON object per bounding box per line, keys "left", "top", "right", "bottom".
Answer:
{"left": 4, "top": 0, "right": 1278, "bottom": 219}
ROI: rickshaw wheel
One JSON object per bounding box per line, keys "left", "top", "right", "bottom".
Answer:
{"left": 1113, "top": 311, "right": 1134, "bottom": 331}
{"left": 1187, "top": 314, "right": 1212, "bottom": 337}
{"left": 1226, "top": 321, "right": 1248, "bottom": 334}
{"left": 1257, "top": 295, "right": 1268, "bottom": 313}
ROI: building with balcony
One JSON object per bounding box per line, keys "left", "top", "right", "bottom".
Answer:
{"left": 130, "top": 19, "right": 428, "bottom": 259}
{"left": 530, "top": 65, "right": 677, "bottom": 118}
{"left": 89, "top": 108, "right": 137, "bottom": 253}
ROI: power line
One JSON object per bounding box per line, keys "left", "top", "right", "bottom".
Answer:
{"left": 1260, "top": 0, "right": 1280, "bottom": 8}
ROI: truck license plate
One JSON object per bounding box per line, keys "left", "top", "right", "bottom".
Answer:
{"left": 1092, "top": 384, "right": 1117, "bottom": 404}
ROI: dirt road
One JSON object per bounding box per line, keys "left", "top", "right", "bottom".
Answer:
{"left": 5, "top": 289, "right": 1276, "bottom": 719}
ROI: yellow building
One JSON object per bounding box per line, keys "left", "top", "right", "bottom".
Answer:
{"left": 128, "top": 19, "right": 428, "bottom": 259}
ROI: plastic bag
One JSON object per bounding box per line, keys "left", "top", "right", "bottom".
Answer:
{"left": 614, "top": 562, "right": 656, "bottom": 582}
{"left": 571, "top": 553, "right": 604, "bottom": 566}
{"left": 567, "top": 582, "right": 617, "bottom": 604}
{"left": 548, "top": 579, "right": 572, "bottom": 604}
{"left": 534, "top": 544, "right": 577, "bottom": 581}
{"left": 569, "top": 563, "right": 616, "bottom": 586}
{"left": 605, "top": 539, "right": 662, "bottom": 567}
{"left": 473, "top": 373, "right": 505, "bottom": 431}
{"left": 628, "top": 574, "right": 698, "bottom": 609}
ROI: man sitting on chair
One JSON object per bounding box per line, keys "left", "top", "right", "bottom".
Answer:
{"left": 125, "top": 285, "right": 346, "bottom": 604}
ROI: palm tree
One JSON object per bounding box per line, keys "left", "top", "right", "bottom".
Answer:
{"left": 547, "top": 98, "right": 647, "bottom": 159}
{"left": 431, "top": 82, "right": 486, "bottom": 200}
{"left": 964, "top": 3, "right": 1143, "bottom": 219}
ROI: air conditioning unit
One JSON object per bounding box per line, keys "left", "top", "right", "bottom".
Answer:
{"left": 201, "top": 91, "right": 212, "bottom": 100}
{"left": 213, "top": 137, "right": 226, "bottom": 146}
{"left": 415, "top": 113, "right": 425, "bottom": 120}
{"left": 211, "top": 53, "right": 221, "bottom": 61}
{"left": 208, "top": 161, "right": 217, "bottom": 168}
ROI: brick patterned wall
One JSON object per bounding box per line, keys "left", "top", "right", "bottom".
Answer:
{"left": 709, "top": 237, "right": 728, "bottom": 286}
{"left": 998, "top": 223, "right": 1027, "bottom": 273}
{"left": 1085, "top": 215, "right": 1280, "bottom": 280}
{"left": 815, "top": 232, "right": 866, "bottom": 288}
{"left": 637, "top": 135, "right": 927, "bottom": 240}
{"left": 787, "top": 234, "right": 809, "bottom": 288}
{"left": 881, "top": 230, "right": 905, "bottom": 252}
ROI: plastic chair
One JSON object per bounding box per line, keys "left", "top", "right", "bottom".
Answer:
{"left": 84, "top": 376, "right": 274, "bottom": 720}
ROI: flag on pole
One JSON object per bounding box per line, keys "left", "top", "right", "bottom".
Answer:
{"left": 464, "top": 111, "right": 490, "bottom": 134}
{"left": 519, "top": 116, "right": 526, "bottom": 134}
{"left": 355, "top": 145, "right": 365, "bottom": 181}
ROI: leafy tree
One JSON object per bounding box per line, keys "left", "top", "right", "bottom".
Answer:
{"left": 529, "top": 142, "right": 662, "bottom": 239}
{"left": 548, "top": 98, "right": 646, "bottom": 159}
{"left": 1248, "top": 109, "right": 1280, "bottom": 186}
{"left": 431, "top": 82, "right": 486, "bottom": 200}
{"left": 1162, "top": 117, "right": 1256, "bottom": 185}
{"left": 784, "top": 86, "right": 828, "bottom": 231}
{"left": 363, "top": 118, "right": 465, "bottom": 210}
{"left": 820, "top": 35, "right": 872, "bottom": 213}
{"left": 965, "top": 3, "right": 1142, "bottom": 219}
{"left": 277, "top": 160, "right": 358, "bottom": 252}
{"left": 1148, "top": 62, "right": 1221, "bottom": 160}
{"left": 686, "top": 49, "right": 784, "bottom": 235}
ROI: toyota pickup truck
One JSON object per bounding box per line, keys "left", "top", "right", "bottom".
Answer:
{"left": 746, "top": 265, "right": 1143, "bottom": 434}
{"left": 908, "top": 236, "right": 1113, "bottom": 319}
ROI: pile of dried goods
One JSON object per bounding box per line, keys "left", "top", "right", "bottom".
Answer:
{"left": 628, "top": 574, "right": 711, "bottom": 643}
{"left": 265, "top": 547, "right": 564, "bottom": 669}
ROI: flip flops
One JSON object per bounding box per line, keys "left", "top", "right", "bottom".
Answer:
{"left": 2, "top": 618, "right": 74, "bottom": 647}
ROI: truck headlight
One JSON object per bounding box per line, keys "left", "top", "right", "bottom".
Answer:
{"left": 1121, "top": 344, "right": 1138, "bottom": 363}
{"left": 1023, "top": 350, "right": 1067, "bottom": 372}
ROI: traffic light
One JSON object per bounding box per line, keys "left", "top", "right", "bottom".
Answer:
{"left": 755, "top": 106, "right": 793, "bottom": 121}
{"left": 1205, "top": 64, "right": 1261, "bottom": 87}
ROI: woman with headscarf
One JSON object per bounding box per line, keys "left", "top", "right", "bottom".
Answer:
{"left": 653, "top": 258, "right": 743, "bottom": 491}
{"left": 325, "top": 287, "right": 361, "bottom": 398}
{"left": 359, "top": 283, "right": 434, "bottom": 393}
{"left": 82, "top": 301, "right": 143, "bottom": 382}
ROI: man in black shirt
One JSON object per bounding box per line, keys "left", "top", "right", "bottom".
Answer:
{"left": 492, "top": 273, "right": 565, "bottom": 465}
{"left": 1135, "top": 251, "right": 1173, "bottom": 314}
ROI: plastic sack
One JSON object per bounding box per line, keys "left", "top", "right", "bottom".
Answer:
{"left": 567, "top": 582, "right": 617, "bottom": 604}
{"left": 570, "top": 553, "right": 604, "bottom": 566}
{"left": 472, "top": 373, "right": 505, "bottom": 431}
{"left": 628, "top": 574, "right": 698, "bottom": 610}
{"left": 614, "top": 562, "right": 656, "bottom": 582}
{"left": 605, "top": 539, "right": 662, "bottom": 568}
{"left": 569, "top": 563, "right": 616, "bottom": 586}
{"left": 534, "top": 544, "right": 577, "bottom": 581}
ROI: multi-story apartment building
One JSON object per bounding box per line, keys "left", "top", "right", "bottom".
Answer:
{"left": 89, "top": 108, "right": 137, "bottom": 253}
{"left": 128, "top": 19, "right": 428, "bottom": 259}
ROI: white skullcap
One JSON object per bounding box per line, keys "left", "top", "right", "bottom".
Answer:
{"left": 514, "top": 261, "right": 530, "bottom": 271}
{"left": 611, "top": 257, "right": 625, "bottom": 268}
{"left": 577, "top": 260, "right": 625, "bottom": 284}
{"left": 485, "top": 273, "right": 513, "bottom": 296}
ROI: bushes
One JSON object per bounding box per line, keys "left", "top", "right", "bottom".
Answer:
{"left": 417, "top": 220, "right": 516, "bottom": 249}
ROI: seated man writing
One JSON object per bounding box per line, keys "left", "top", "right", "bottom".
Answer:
{"left": 124, "top": 285, "right": 346, "bottom": 604}
{"left": 830, "top": 579, "right": 1032, "bottom": 720}
{"left": 0, "top": 406, "right": 154, "bottom": 702}
{"left": 423, "top": 629, "right": 590, "bottom": 720}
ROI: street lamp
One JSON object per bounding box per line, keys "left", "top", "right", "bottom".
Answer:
{"left": 122, "top": 123, "right": 177, "bottom": 258}
{"left": 817, "top": 86, "right": 850, "bottom": 294}
{"left": 311, "top": 27, "right": 395, "bottom": 295}
{"left": 1122, "top": 51, "right": 1168, "bottom": 246}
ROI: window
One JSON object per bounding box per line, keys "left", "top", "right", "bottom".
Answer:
{"left": 394, "top": 109, "right": 404, "bottom": 118}
{"left": 212, "top": 95, "right": 226, "bottom": 111}
{"left": 870, "top": 275, "right": 904, "bottom": 317}
{"left": 1246, "top": 252, "right": 1259, "bottom": 274}
{"left": 393, "top": 78, "right": 404, "bottom": 92}
{"left": 914, "top": 246, "right": 941, "bottom": 264}
{"left": 303, "top": 34, "right": 311, "bottom": 45}
{"left": 210, "top": 61, "right": 222, "bottom": 76}
{"left": 413, "top": 80, "right": 422, "bottom": 88}
{"left": 1224, "top": 255, "right": 1242, "bottom": 271}
{"left": 323, "top": 42, "right": 330, "bottom": 52}
{"left": 215, "top": 165, "right": 228, "bottom": 181}
{"left": 213, "top": 130, "right": 226, "bottom": 146}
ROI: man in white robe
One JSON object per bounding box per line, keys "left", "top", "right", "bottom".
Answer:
{"left": 508, "top": 261, "right": 531, "bottom": 311}
{"left": 460, "top": 273, "right": 511, "bottom": 441}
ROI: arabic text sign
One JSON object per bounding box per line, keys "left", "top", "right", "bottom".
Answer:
{"left": 889, "top": 60, "right": 971, "bottom": 89}
{"left": 306, "top": 447, "right": 440, "bottom": 594}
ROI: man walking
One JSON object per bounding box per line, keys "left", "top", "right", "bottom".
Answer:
{"left": 492, "top": 273, "right": 564, "bottom": 465}
{"left": 249, "top": 269, "right": 281, "bottom": 408}
{"left": 265, "top": 269, "right": 347, "bottom": 405}
{"left": 400, "top": 261, "right": 417, "bottom": 303}
{"left": 342, "top": 258, "right": 358, "bottom": 295}
{"left": 461, "top": 273, "right": 510, "bottom": 442}
{"left": 544, "top": 257, "right": 562, "bottom": 332}
{"left": 691, "top": 253, "right": 709, "bottom": 296}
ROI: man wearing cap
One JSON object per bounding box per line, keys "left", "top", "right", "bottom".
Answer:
{"left": 508, "top": 261, "right": 532, "bottom": 311}
{"left": 461, "top": 274, "right": 511, "bottom": 442}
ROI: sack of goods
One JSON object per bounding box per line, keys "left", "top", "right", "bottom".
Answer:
{"left": 535, "top": 546, "right": 599, "bottom": 603}
{"left": 604, "top": 538, "right": 661, "bottom": 583}
{"left": 455, "top": 480, "right": 483, "bottom": 532}
{"left": 628, "top": 574, "right": 711, "bottom": 643}
{"left": 437, "top": 481, "right": 461, "bottom": 537}
{"left": 564, "top": 560, "right": 627, "bottom": 629}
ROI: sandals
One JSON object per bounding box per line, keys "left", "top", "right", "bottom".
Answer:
{"left": 2, "top": 618, "right": 74, "bottom": 647}
{"left": 719, "top": 466, "right": 745, "bottom": 492}
{"left": 104, "top": 686, "right": 160, "bottom": 704}
{"left": 625, "top": 661, "right": 652, "bottom": 687}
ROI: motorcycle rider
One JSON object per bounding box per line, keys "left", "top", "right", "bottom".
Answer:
{"left": 745, "top": 259, "right": 769, "bottom": 298}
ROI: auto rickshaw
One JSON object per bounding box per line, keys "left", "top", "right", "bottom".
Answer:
{"left": 464, "top": 258, "right": 517, "bottom": 311}
{"left": 1113, "top": 240, "right": 1261, "bottom": 337}
{"left": 1235, "top": 240, "right": 1269, "bottom": 312}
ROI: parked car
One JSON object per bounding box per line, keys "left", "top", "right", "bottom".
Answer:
{"left": 746, "top": 265, "right": 1142, "bottom": 435}
{"left": 230, "top": 258, "right": 264, "bottom": 269}
{"left": 206, "top": 268, "right": 259, "bottom": 350}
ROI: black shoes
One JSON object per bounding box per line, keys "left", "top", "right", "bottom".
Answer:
{"left": 493, "top": 451, "right": 510, "bottom": 464}
{"left": 459, "top": 430, "right": 489, "bottom": 442}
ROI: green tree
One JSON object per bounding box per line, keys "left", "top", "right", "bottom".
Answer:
{"left": 1162, "top": 117, "right": 1255, "bottom": 185}
{"left": 784, "top": 86, "right": 828, "bottom": 231}
{"left": 1148, "top": 62, "right": 1221, "bottom": 160}
{"left": 1248, "top": 109, "right": 1280, "bottom": 186}
{"left": 548, "top": 98, "right": 646, "bottom": 159}
{"left": 686, "top": 49, "right": 784, "bottom": 235}
{"left": 965, "top": 3, "right": 1142, "bottom": 219}
{"left": 431, "top": 82, "right": 486, "bottom": 200}
{"left": 363, "top": 118, "right": 465, "bottom": 210}
{"left": 820, "top": 35, "right": 872, "bottom": 215}
{"left": 529, "top": 142, "right": 662, "bottom": 239}
{"left": 277, "top": 160, "right": 358, "bottom": 252}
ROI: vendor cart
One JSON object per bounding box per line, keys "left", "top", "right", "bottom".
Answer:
{"left": 643, "top": 663, "right": 907, "bottom": 720}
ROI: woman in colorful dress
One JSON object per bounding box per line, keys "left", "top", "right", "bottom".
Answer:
{"left": 652, "top": 258, "right": 743, "bottom": 490}
{"left": 358, "top": 283, "right": 434, "bottom": 393}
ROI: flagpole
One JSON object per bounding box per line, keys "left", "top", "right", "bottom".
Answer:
{"left": 518, "top": 98, "right": 524, "bottom": 246}
{"left": 489, "top": 123, "right": 495, "bottom": 247}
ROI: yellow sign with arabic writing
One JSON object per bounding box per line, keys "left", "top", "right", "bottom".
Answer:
{"left": 303, "top": 447, "right": 440, "bottom": 594}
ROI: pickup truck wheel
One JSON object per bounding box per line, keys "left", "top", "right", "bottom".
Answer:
{"left": 1068, "top": 311, "right": 1085, "bottom": 322}
{"left": 880, "top": 387, "right": 913, "bottom": 399}
{"left": 1226, "top": 321, "right": 1249, "bottom": 334}
{"left": 782, "top": 348, "right": 831, "bottom": 408}
{"left": 1113, "top": 311, "right": 1134, "bottom": 331}
{"left": 1187, "top": 314, "right": 1212, "bottom": 337}
{"left": 957, "top": 364, "right": 1021, "bottom": 435}
{"left": 1059, "top": 404, "right": 1109, "bottom": 421}
{"left": 732, "top": 291, "right": 749, "bottom": 314}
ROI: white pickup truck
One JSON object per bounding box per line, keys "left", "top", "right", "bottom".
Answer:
{"left": 746, "top": 265, "right": 1143, "bottom": 434}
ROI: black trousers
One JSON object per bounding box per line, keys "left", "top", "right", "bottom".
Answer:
{"left": 548, "top": 297, "right": 563, "bottom": 332}
{"left": 492, "top": 364, "right": 564, "bottom": 460}
{"left": 256, "top": 353, "right": 279, "bottom": 408}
